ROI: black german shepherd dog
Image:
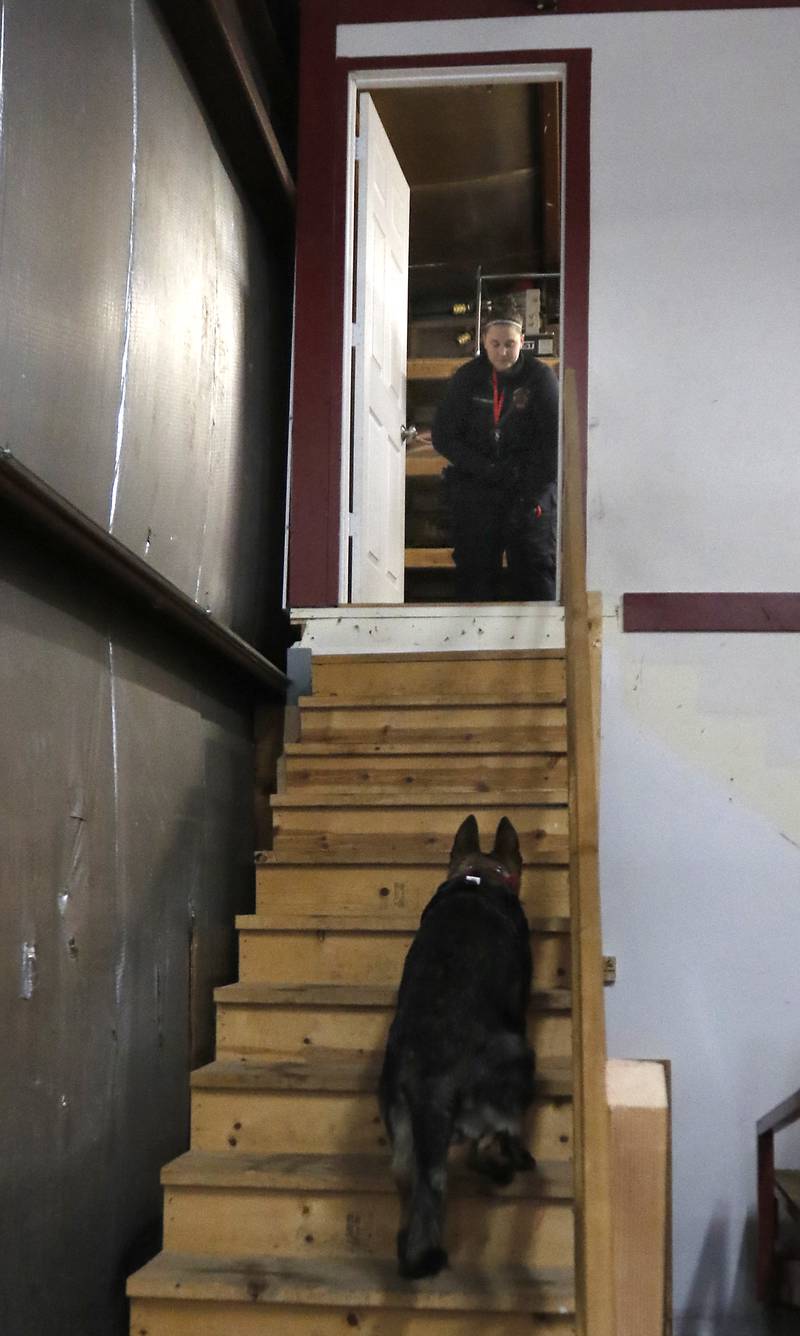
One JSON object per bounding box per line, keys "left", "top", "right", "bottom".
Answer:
{"left": 378, "top": 814, "right": 536, "bottom": 1279}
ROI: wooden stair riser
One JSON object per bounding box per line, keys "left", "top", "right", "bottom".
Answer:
{"left": 254, "top": 864, "right": 570, "bottom": 921}
{"left": 284, "top": 751, "right": 568, "bottom": 793}
{"left": 299, "top": 703, "right": 565, "bottom": 746}
{"left": 130, "top": 1299, "right": 577, "bottom": 1334}
{"left": 312, "top": 652, "right": 566, "bottom": 699}
{"left": 271, "top": 835, "right": 569, "bottom": 864}
{"left": 271, "top": 803, "right": 568, "bottom": 846}
{"left": 163, "top": 1186, "right": 575, "bottom": 1269}
{"left": 216, "top": 1004, "right": 572, "bottom": 1061}
{"left": 191, "top": 1091, "right": 573, "bottom": 1160}
{"left": 238, "top": 929, "right": 571, "bottom": 990}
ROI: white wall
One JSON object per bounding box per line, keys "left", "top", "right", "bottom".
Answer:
{"left": 341, "top": 11, "right": 800, "bottom": 1333}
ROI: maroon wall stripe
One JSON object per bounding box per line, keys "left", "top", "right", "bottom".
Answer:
{"left": 289, "top": 8, "right": 592, "bottom": 606}
{"left": 623, "top": 594, "right": 800, "bottom": 633}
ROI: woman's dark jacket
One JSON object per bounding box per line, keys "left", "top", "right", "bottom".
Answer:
{"left": 431, "top": 349, "right": 559, "bottom": 505}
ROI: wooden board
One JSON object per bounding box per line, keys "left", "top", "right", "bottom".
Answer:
{"left": 299, "top": 701, "right": 566, "bottom": 745}
{"left": 214, "top": 982, "right": 571, "bottom": 1010}
{"left": 300, "top": 690, "right": 566, "bottom": 708}
{"left": 407, "top": 356, "right": 471, "bottom": 380}
{"left": 191, "top": 1054, "right": 572, "bottom": 1097}
{"left": 214, "top": 985, "right": 572, "bottom": 1061}
{"left": 283, "top": 737, "right": 568, "bottom": 756}
{"left": 190, "top": 1088, "right": 574, "bottom": 1161}
{"left": 406, "top": 547, "right": 454, "bottom": 569}
{"left": 217, "top": 1004, "right": 571, "bottom": 1063}
{"left": 406, "top": 452, "right": 447, "bottom": 478}
{"left": 128, "top": 1252, "right": 576, "bottom": 1316}
{"left": 253, "top": 862, "right": 571, "bottom": 921}
{"left": 129, "top": 1298, "right": 578, "bottom": 1335}
{"left": 269, "top": 831, "right": 570, "bottom": 867}
{"left": 272, "top": 786, "right": 568, "bottom": 809}
{"left": 161, "top": 1149, "right": 574, "bottom": 1199}
{"left": 308, "top": 652, "right": 566, "bottom": 702}
{"left": 283, "top": 749, "right": 569, "bottom": 794}
{"left": 237, "top": 927, "right": 571, "bottom": 991}
{"left": 271, "top": 799, "right": 568, "bottom": 837}
{"left": 607, "top": 1060, "right": 670, "bottom": 1336}
{"left": 163, "top": 1185, "right": 574, "bottom": 1268}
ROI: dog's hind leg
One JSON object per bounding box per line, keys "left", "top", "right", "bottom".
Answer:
{"left": 399, "top": 1094, "right": 452, "bottom": 1279}
{"left": 386, "top": 1096, "right": 414, "bottom": 1236}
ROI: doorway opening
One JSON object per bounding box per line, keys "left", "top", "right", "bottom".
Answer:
{"left": 343, "top": 67, "right": 565, "bottom": 608}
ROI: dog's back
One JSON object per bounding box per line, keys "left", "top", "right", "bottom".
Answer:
{"left": 379, "top": 815, "right": 535, "bottom": 1278}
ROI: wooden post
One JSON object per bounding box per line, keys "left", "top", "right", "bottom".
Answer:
{"left": 562, "top": 368, "right": 616, "bottom": 1336}
{"left": 757, "top": 1128, "right": 776, "bottom": 1302}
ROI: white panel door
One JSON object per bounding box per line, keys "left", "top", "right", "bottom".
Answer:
{"left": 350, "top": 94, "right": 410, "bottom": 604}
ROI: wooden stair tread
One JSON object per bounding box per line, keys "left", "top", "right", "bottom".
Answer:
{"left": 191, "top": 1053, "right": 572, "bottom": 1097}
{"left": 285, "top": 739, "right": 566, "bottom": 757}
{"left": 215, "top": 981, "right": 571, "bottom": 1011}
{"left": 161, "top": 1149, "right": 574, "bottom": 1200}
{"left": 258, "top": 841, "right": 569, "bottom": 867}
{"left": 127, "top": 1251, "right": 575, "bottom": 1314}
{"left": 299, "top": 692, "right": 566, "bottom": 708}
{"left": 237, "top": 912, "right": 571, "bottom": 934}
{"left": 272, "top": 787, "right": 568, "bottom": 809}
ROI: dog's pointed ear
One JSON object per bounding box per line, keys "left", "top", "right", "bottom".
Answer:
{"left": 492, "top": 817, "right": 522, "bottom": 879}
{"left": 449, "top": 814, "right": 480, "bottom": 870}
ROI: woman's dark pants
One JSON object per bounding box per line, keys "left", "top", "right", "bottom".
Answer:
{"left": 448, "top": 479, "right": 556, "bottom": 602}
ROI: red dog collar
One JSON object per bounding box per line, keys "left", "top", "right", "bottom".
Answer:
{"left": 462, "top": 865, "right": 520, "bottom": 895}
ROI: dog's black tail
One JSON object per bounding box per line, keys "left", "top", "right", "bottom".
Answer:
{"left": 398, "top": 1087, "right": 453, "bottom": 1279}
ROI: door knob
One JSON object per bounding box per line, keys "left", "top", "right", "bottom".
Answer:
{"left": 401, "top": 425, "right": 418, "bottom": 444}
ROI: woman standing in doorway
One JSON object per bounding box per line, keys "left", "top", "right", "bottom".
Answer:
{"left": 433, "top": 298, "right": 559, "bottom": 602}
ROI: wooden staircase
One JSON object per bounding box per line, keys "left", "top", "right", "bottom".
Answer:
{"left": 129, "top": 373, "right": 614, "bottom": 1335}
{"left": 127, "top": 647, "right": 598, "bottom": 1333}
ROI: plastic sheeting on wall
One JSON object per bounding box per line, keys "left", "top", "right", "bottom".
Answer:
{"left": 0, "top": 0, "right": 290, "bottom": 1330}
{"left": 0, "top": 0, "right": 285, "bottom": 645}
{"left": 0, "top": 514, "right": 258, "bottom": 1333}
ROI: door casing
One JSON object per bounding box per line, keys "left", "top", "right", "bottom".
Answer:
{"left": 341, "top": 64, "right": 568, "bottom": 605}
{"left": 288, "top": 24, "right": 591, "bottom": 608}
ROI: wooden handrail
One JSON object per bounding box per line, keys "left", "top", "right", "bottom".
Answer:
{"left": 757, "top": 1085, "right": 800, "bottom": 1301}
{"left": 561, "top": 368, "right": 616, "bottom": 1336}
{"left": 758, "top": 1087, "right": 800, "bottom": 1138}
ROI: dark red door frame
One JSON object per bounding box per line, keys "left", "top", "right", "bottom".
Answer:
{"left": 289, "top": 14, "right": 591, "bottom": 606}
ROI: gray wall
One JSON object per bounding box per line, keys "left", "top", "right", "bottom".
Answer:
{"left": 0, "top": 1, "right": 290, "bottom": 1331}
